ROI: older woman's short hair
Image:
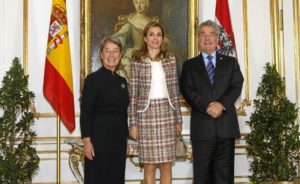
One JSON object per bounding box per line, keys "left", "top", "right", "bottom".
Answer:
{"left": 99, "top": 36, "right": 122, "bottom": 53}
{"left": 198, "top": 20, "right": 220, "bottom": 36}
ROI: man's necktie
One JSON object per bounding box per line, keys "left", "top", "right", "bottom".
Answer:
{"left": 207, "top": 55, "right": 215, "bottom": 84}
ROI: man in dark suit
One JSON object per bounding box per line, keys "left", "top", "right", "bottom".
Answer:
{"left": 180, "top": 20, "right": 244, "bottom": 184}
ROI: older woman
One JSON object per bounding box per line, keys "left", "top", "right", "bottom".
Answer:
{"left": 129, "top": 22, "right": 182, "bottom": 184}
{"left": 80, "top": 36, "right": 129, "bottom": 184}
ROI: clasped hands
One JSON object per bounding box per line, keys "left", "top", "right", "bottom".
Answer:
{"left": 206, "top": 101, "right": 224, "bottom": 118}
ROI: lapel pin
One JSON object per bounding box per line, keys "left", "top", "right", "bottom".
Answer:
{"left": 121, "top": 83, "right": 126, "bottom": 89}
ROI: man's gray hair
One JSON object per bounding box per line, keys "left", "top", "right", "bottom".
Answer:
{"left": 198, "top": 20, "right": 220, "bottom": 36}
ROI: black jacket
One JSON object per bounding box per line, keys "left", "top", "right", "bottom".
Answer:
{"left": 180, "top": 53, "right": 244, "bottom": 141}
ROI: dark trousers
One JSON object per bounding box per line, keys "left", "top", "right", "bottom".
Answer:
{"left": 192, "top": 137, "right": 235, "bottom": 184}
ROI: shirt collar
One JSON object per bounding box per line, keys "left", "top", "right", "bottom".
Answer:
{"left": 201, "top": 51, "right": 217, "bottom": 68}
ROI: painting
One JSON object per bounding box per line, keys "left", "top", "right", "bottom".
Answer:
{"left": 80, "top": 0, "right": 198, "bottom": 86}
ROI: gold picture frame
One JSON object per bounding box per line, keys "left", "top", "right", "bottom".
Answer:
{"left": 80, "top": 0, "right": 198, "bottom": 89}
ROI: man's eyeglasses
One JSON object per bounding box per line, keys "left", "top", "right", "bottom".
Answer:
{"left": 199, "top": 33, "right": 218, "bottom": 38}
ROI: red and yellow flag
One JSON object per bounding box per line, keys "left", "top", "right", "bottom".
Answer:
{"left": 43, "top": 0, "right": 75, "bottom": 133}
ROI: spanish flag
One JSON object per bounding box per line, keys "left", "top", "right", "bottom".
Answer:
{"left": 43, "top": 0, "right": 75, "bottom": 133}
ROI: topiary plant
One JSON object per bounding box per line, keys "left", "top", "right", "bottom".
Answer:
{"left": 245, "top": 63, "right": 300, "bottom": 183}
{"left": 0, "top": 57, "right": 39, "bottom": 183}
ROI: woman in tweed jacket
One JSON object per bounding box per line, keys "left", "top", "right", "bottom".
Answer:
{"left": 129, "top": 21, "right": 182, "bottom": 184}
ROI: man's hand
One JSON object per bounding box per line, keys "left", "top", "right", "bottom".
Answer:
{"left": 206, "top": 101, "right": 224, "bottom": 118}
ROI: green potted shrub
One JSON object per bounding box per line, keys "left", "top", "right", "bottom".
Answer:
{"left": 0, "top": 57, "right": 39, "bottom": 183}
{"left": 245, "top": 63, "right": 300, "bottom": 184}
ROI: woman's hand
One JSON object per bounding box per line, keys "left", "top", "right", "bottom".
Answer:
{"left": 83, "top": 137, "right": 95, "bottom": 160}
{"left": 176, "top": 123, "right": 182, "bottom": 135}
{"left": 130, "top": 126, "right": 139, "bottom": 140}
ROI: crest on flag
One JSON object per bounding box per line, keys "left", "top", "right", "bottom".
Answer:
{"left": 49, "top": 20, "right": 62, "bottom": 38}
{"left": 47, "top": 4, "right": 69, "bottom": 56}
{"left": 215, "top": 0, "right": 237, "bottom": 58}
{"left": 217, "top": 26, "right": 236, "bottom": 57}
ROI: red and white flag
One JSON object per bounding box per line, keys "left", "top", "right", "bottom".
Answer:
{"left": 215, "top": 0, "right": 237, "bottom": 58}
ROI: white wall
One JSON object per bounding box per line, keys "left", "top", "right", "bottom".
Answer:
{"left": 0, "top": 0, "right": 23, "bottom": 80}
{"left": 0, "top": 0, "right": 299, "bottom": 183}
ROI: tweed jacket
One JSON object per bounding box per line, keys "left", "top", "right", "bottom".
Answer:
{"left": 128, "top": 55, "right": 182, "bottom": 126}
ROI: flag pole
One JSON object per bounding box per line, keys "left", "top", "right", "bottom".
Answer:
{"left": 56, "top": 116, "right": 61, "bottom": 183}
{"left": 23, "top": 0, "right": 28, "bottom": 75}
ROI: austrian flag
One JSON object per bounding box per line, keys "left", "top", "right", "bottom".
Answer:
{"left": 215, "top": 0, "right": 237, "bottom": 58}
{"left": 43, "top": 0, "right": 75, "bottom": 133}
